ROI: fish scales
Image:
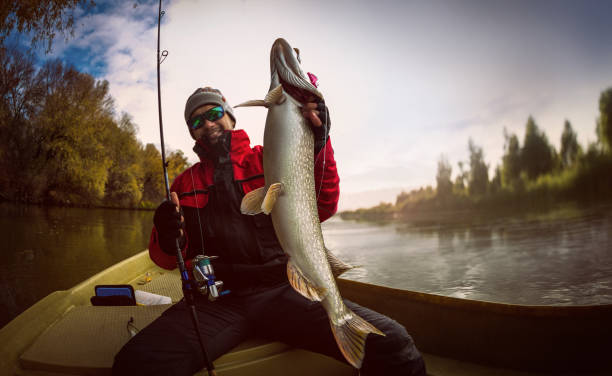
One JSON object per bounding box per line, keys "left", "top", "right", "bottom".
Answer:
{"left": 265, "top": 94, "right": 335, "bottom": 293}
{"left": 236, "top": 37, "right": 384, "bottom": 370}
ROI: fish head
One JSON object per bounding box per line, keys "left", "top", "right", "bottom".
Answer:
{"left": 270, "top": 38, "right": 324, "bottom": 105}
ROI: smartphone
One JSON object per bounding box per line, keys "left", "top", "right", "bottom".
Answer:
{"left": 94, "top": 284, "right": 135, "bottom": 300}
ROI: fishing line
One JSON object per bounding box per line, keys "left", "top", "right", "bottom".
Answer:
{"left": 190, "top": 167, "right": 206, "bottom": 251}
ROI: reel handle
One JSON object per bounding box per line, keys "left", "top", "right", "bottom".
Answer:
{"left": 192, "top": 255, "right": 230, "bottom": 300}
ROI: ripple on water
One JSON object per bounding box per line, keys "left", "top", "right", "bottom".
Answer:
{"left": 325, "top": 204, "right": 612, "bottom": 305}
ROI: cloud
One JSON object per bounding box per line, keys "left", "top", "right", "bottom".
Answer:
{"left": 42, "top": 0, "right": 612, "bottom": 195}
{"left": 46, "top": 1, "right": 164, "bottom": 144}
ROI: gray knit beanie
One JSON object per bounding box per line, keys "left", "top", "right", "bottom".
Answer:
{"left": 184, "top": 87, "right": 236, "bottom": 126}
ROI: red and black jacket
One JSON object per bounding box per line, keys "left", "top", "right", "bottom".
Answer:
{"left": 149, "top": 129, "right": 340, "bottom": 291}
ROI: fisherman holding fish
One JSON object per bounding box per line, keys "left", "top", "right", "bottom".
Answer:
{"left": 113, "top": 39, "right": 425, "bottom": 376}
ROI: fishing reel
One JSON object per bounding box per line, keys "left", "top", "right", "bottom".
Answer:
{"left": 192, "top": 255, "right": 229, "bottom": 301}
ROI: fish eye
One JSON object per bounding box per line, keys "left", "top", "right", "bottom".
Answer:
{"left": 294, "top": 48, "right": 301, "bottom": 63}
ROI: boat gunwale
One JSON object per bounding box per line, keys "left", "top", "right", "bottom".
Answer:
{"left": 337, "top": 278, "right": 612, "bottom": 318}
{"left": 3, "top": 250, "right": 612, "bottom": 375}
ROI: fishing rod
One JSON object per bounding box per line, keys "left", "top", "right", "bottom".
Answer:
{"left": 156, "top": 1, "right": 216, "bottom": 375}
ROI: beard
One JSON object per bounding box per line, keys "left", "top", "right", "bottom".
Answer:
{"left": 201, "top": 124, "right": 224, "bottom": 145}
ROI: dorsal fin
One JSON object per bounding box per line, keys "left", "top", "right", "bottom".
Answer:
{"left": 234, "top": 84, "right": 285, "bottom": 109}
{"left": 234, "top": 99, "right": 268, "bottom": 108}
{"left": 264, "top": 84, "right": 284, "bottom": 104}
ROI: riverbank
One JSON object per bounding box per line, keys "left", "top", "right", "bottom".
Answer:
{"left": 340, "top": 152, "right": 612, "bottom": 223}
{"left": 0, "top": 197, "right": 157, "bottom": 211}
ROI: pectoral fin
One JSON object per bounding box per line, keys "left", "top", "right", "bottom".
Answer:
{"left": 326, "top": 248, "right": 356, "bottom": 278}
{"left": 287, "top": 259, "right": 327, "bottom": 301}
{"left": 261, "top": 182, "right": 282, "bottom": 214}
{"left": 240, "top": 187, "right": 265, "bottom": 215}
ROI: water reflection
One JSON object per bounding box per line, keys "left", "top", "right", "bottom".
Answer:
{"left": 2, "top": 202, "right": 611, "bottom": 329}
{"left": 0, "top": 203, "right": 152, "bottom": 328}
{"left": 323, "top": 204, "right": 612, "bottom": 306}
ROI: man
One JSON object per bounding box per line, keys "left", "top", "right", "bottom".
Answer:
{"left": 112, "top": 87, "right": 426, "bottom": 375}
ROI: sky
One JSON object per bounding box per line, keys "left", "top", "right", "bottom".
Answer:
{"left": 16, "top": 0, "right": 612, "bottom": 209}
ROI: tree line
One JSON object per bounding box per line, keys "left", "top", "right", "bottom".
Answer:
{"left": 342, "top": 87, "right": 612, "bottom": 221}
{"left": 0, "top": 46, "right": 188, "bottom": 208}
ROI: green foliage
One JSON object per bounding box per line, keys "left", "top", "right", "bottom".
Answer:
{"left": 395, "top": 186, "right": 436, "bottom": 209}
{"left": 596, "top": 87, "right": 612, "bottom": 152}
{"left": 141, "top": 143, "right": 165, "bottom": 205}
{"left": 138, "top": 145, "right": 188, "bottom": 207}
{"left": 453, "top": 161, "right": 467, "bottom": 194}
{"left": 571, "top": 143, "right": 612, "bottom": 200}
{"left": 1, "top": 0, "right": 95, "bottom": 53}
{"left": 501, "top": 129, "right": 521, "bottom": 189}
{"left": 167, "top": 150, "right": 189, "bottom": 183}
{"left": 560, "top": 120, "right": 582, "bottom": 169}
{"left": 467, "top": 139, "right": 488, "bottom": 196}
{"left": 490, "top": 165, "right": 502, "bottom": 194}
{"left": 436, "top": 155, "right": 452, "bottom": 198}
{"left": 0, "top": 47, "right": 46, "bottom": 201}
{"left": 340, "top": 202, "right": 396, "bottom": 221}
{"left": 35, "top": 60, "right": 114, "bottom": 204}
{"left": 104, "top": 114, "right": 143, "bottom": 207}
{"left": 0, "top": 48, "right": 189, "bottom": 208}
{"left": 345, "top": 87, "right": 612, "bottom": 222}
{"left": 521, "top": 116, "right": 555, "bottom": 180}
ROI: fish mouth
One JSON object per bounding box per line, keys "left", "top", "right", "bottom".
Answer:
{"left": 279, "top": 77, "right": 319, "bottom": 104}
{"left": 270, "top": 38, "right": 323, "bottom": 104}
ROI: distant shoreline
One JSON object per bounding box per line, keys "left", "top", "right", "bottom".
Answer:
{"left": 0, "top": 199, "right": 156, "bottom": 212}
{"left": 339, "top": 195, "right": 612, "bottom": 225}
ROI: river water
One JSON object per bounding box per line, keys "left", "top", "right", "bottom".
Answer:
{"left": 1, "top": 202, "right": 611, "bottom": 329}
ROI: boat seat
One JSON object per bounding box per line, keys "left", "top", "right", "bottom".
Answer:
{"left": 19, "top": 304, "right": 354, "bottom": 376}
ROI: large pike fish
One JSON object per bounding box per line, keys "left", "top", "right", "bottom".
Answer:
{"left": 236, "top": 38, "right": 383, "bottom": 369}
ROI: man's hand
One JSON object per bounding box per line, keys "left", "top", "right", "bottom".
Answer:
{"left": 302, "top": 102, "right": 323, "bottom": 127}
{"left": 153, "top": 192, "right": 185, "bottom": 255}
{"left": 302, "top": 102, "right": 331, "bottom": 154}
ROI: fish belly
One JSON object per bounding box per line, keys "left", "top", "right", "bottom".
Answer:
{"left": 262, "top": 94, "right": 384, "bottom": 369}
{"left": 264, "top": 97, "right": 334, "bottom": 290}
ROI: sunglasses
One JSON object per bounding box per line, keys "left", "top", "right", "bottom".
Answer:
{"left": 188, "top": 106, "right": 225, "bottom": 130}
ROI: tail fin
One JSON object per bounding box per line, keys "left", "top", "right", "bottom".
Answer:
{"left": 330, "top": 308, "right": 385, "bottom": 369}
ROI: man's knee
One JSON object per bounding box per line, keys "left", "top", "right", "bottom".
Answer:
{"left": 112, "top": 344, "right": 142, "bottom": 376}
{"left": 111, "top": 307, "right": 202, "bottom": 376}
{"left": 362, "top": 317, "right": 426, "bottom": 376}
